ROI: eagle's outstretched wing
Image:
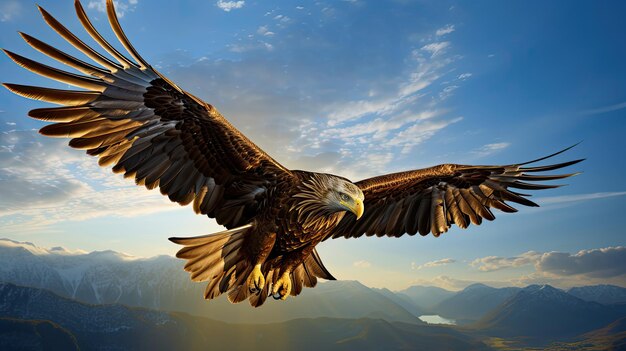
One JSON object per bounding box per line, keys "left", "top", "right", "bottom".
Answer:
{"left": 3, "top": 0, "right": 291, "bottom": 228}
{"left": 327, "top": 146, "right": 583, "bottom": 239}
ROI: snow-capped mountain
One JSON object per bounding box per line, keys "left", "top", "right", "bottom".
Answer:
{"left": 0, "top": 238, "right": 189, "bottom": 309}
{"left": 0, "top": 238, "right": 419, "bottom": 324}
{"left": 476, "top": 284, "right": 625, "bottom": 341}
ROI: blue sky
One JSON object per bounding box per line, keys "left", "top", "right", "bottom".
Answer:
{"left": 0, "top": 0, "right": 625, "bottom": 290}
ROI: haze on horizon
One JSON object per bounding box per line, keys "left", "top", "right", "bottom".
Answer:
{"left": 0, "top": 0, "right": 624, "bottom": 292}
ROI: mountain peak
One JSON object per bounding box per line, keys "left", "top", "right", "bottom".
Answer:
{"left": 463, "top": 283, "right": 493, "bottom": 291}
{"left": 523, "top": 284, "right": 560, "bottom": 293}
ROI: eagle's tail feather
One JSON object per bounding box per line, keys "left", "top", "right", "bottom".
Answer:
{"left": 169, "top": 224, "right": 253, "bottom": 301}
{"left": 170, "top": 227, "right": 336, "bottom": 307}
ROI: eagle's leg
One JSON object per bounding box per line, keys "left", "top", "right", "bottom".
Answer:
{"left": 247, "top": 264, "right": 265, "bottom": 293}
{"left": 246, "top": 232, "right": 276, "bottom": 294}
{"left": 271, "top": 244, "right": 316, "bottom": 300}
{"left": 272, "top": 270, "right": 292, "bottom": 300}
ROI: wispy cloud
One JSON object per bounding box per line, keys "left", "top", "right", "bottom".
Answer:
{"left": 436, "top": 24, "right": 455, "bottom": 36}
{"left": 580, "top": 101, "right": 626, "bottom": 116}
{"left": 0, "top": 0, "right": 21, "bottom": 22}
{"left": 87, "top": 0, "right": 138, "bottom": 18}
{"left": 257, "top": 25, "right": 275, "bottom": 36}
{"left": 420, "top": 42, "right": 450, "bottom": 58}
{"left": 472, "top": 142, "right": 510, "bottom": 157}
{"left": 216, "top": 0, "right": 245, "bottom": 12}
{"left": 0, "top": 130, "right": 181, "bottom": 234}
{"left": 412, "top": 258, "right": 456, "bottom": 270}
{"left": 471, "top": 252, "right": 540, "bottom": 272}
{"left": 165, "top": 17, "right": 465, "bottom": 179}
{"left": 536, "top": 191, "right": 626, "bottom": 205}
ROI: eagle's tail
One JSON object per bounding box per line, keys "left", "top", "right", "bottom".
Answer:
{"left": 170, "top": 225, "right": 336, "bottom": 307}
{"left": 169, "top": 224, "right": 254, "bottom": 302}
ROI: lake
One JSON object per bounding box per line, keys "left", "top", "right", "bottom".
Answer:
{"left": 418, "top": 315, "right": 456, "bottom": 325}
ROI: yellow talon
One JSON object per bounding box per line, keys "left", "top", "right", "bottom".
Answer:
{"left": 247, "top": 264, "right": 265, "bottom": 293}
{"left": 271, "top": 272, "right": 292, "bottom": 300}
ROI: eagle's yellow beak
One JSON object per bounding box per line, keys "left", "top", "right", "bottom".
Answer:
{"left": 351, "top": 198, "right": 364, "bottom": 220}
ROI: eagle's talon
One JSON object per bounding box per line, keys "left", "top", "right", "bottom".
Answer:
{"left": 246, "top": 264, "right": 265, "bottom": 294}
{"left": 272, "top": 292, "right": 281, "bottom": 300}
{"left": 271, "top": 272, "right": 292, "bottom": 300}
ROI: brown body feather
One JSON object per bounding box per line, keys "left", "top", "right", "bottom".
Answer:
{"left": 3, "top": 0, "right": 582, "bottom": 307}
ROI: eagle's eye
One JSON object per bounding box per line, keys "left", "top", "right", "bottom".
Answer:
{"left": 339, "top": 192, "right": 351, "bottom": 202}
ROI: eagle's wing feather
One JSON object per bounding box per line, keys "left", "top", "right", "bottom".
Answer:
{"left": 328, "top": 146, "right": 583, "bottom": 239}
{"left": 3, "top": 0, "right": 291, "bottom": 228}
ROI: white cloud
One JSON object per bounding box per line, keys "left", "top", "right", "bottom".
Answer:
{"left": 458, "top": 73, "right": 472, "bottom": 80}
{"left": 257, "top": 25, "right": 275, "bottom": 36}
{"left": 536, "top": 191, "right": 626, "bottom": 205}
{"left": 87, "top": 0, "right": 139, "bottom": 18}
{"left": 471, "top": 251, "right": 540, "bottom": 272}
{"left": 436, "top": 24, "right": 455, "bottom": 36}
{"left": 580, "top": 101, "right": 626, "bottom": 116}
{"left": 472, "top": 142, "right": 510, "bottom": 157}
{"left": 0, "top": 130, "right": 181, "bottom": 234}
{"left": 301, "top": 38, "right": 461, "bottom": 168}
{"left": 273, "top": 14, "right": 290, "bottom": 23}
{"left": 472, "top": 247, "right": 626, "bottom": 280}
{"left": 216, "top": 0, "right": 245, "bottom": 12}
{"left": 228, "top": 41, "right": 274, "bottom": 53}
{"left": 0, "top": 238, "right": 88, "bottom": 256}
{"left": 421, "top": 42, "right": 450, "bottom": 57}
{"left": 537, "top": 246, "right": 626, "bottom": 278}
{"left": 353, "top": 260, "right": 371, "bottom": 268}
{"left": 160, "top": 17, "right": 464, "bottom": 181}
{"left": 412, "top": 258, "right": 456, "bottom": 270}
{"left": 0, "top": 0, "right": 21, "bottom": 22}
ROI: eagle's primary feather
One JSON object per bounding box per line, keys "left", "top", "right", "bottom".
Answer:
{"left": 3, "top": 0, "right": 583, "bottom": 307}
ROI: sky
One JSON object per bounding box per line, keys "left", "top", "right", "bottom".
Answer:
{"left": 0, "top": 0, "right": 625, "bottom": 291}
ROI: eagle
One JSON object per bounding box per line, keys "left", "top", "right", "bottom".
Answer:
{"left": 3, "top": 0, "right": 582, "bottom": 307}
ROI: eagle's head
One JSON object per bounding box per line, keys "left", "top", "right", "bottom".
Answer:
{"left": 294, "top": 173, "right": 365, "bottom": 230}
{"left": 323, "top": 176, "right": 365, "bottom": 220}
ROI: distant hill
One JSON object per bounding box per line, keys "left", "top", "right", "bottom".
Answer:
{"left": 398, "top": 285, "right": 455, "bottom": 312}
{"left": 541, "top": 318, "right": 626, "bottom": 350}
{"left": 0, "top": 238, "right": 419, "bottom": 324}
{"left": 434, "top": 283, "right": 521, "bottom": 322}
{"left": 0, "top": 318, "right": 79, "bottom": 351}
{"left": 0, "top": 283, "right": 492, "bottom": 351}
{"left": 568, "top": 285, "right": 626, "bottom": 305}
{"left": 372, "top": 287, "right": 425, "bottom": 316}
{"left": 475, "top": 285, "right": 626, "bottom": 343}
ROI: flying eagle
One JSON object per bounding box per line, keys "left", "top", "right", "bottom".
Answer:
{"left": 3, "top": 0, "right": 582, "bottom": 307}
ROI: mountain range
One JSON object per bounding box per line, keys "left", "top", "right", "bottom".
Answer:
{"left": 568, "top": 284, "right": 626, "bottom": 305}
{"left": 432, "top": 283, "right": 521, "bottom": 323}
{"left": 475, "top": 284, "right": 626, "bottom": 342}
{"left": 1, "top": 238, "right": 625, "bottom": 349}
{"left": 0, "top": 282, "right": 491, "bottom": 351}
{"left": 0, "top": 238, "right": 419, "bottom": 324}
